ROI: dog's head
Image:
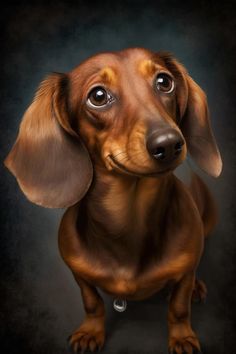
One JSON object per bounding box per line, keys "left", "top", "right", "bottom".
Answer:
{"left": 5, "top": 48, "right": 222, "bottom": 208}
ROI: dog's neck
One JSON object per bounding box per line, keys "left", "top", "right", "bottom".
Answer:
{"left": 81, "top": 164, "right": 174, "bottom": 243}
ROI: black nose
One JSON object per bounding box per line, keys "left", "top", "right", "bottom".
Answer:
{"left": 146, "top": 129, "right": 184, "bottom": 162}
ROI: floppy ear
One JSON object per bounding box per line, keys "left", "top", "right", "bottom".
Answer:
{"left": 4, "top": 73, "right": 93, "bottom": 208}
{"left": 157, "top": 52, "right": 222, "bottom": 177}
{"left": 180, "top": 75, "right": 222, "bottom": 177}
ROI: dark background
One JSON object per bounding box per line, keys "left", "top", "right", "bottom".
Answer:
{"left": 1, "top": 1, "right": 236, "bottom": 353}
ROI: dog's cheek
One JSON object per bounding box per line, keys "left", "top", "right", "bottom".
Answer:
{"left": 77, "top": 118, "right": 98, "bottom": 154}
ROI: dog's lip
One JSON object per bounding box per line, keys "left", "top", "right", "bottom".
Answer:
{"left": 107, "top": 154, "right": 172, "bottom": 177}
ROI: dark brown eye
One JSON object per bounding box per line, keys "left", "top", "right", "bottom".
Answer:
{"left": 155, "top": 73, "right": 174, "bottom": 93}
{"left": 87, "top": 86, "right": 113, "bottom": 107}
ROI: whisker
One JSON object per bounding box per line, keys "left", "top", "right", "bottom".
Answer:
{"left": 112, "top": 150, "right": 127, "bottom": 159}
{"left": 110, "top": 149, "right": 152, "bottom": 169}
{"left": 116, "top": 152, "right": 150, "bottom": 166}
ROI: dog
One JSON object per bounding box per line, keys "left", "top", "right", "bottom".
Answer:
{"left": 5, "top": 48, "right": 222, "bottom": 354}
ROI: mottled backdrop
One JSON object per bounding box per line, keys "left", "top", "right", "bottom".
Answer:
{"left": 1, "top": 1, "right": 236, "bottom": 353}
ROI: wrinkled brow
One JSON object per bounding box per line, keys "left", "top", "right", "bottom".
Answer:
{"left": 99, "top": 67, "right": 117, "bottom": 85}
{"left": 138, "top": 59, "right": 162, "bottom": 77}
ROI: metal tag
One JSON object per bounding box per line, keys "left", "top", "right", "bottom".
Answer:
{"left": 113, "top": 298, "right": 127, "bottom": 312}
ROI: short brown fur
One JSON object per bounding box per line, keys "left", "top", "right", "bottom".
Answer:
{"left": 5, "top": 48, "right": 222, "bottom": 354}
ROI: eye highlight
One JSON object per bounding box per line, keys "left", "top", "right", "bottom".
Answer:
{"left": 87, "top": 86, "right": 114, "bottom": 108}
{"left": 155, "top": 73, "right": 174, "bottom": 93}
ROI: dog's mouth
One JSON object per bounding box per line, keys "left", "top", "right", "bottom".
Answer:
{"left": 107, "top": 155, "right": 172, "bottom": 177}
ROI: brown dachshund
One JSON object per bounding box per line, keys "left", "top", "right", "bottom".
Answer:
{"left": 4, "top": 48, "right": 222, "bottom": 354}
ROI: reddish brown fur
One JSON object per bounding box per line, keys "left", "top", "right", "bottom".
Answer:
{"left": 5, "top": 48, "right": 222, "bottom": 354}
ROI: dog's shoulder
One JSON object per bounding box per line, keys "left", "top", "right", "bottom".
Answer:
{"left": 166, "top": 173, "right": 204, "bottom": 235}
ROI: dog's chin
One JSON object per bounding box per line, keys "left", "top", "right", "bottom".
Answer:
{"left": 107, "top": 155, "right": 177, "bottom": 178}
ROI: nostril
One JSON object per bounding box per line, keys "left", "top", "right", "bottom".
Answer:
{"left": 153, "top": 147, "right": 166, "bottom": 160}
{"left": 174, "top": 141, "right": 183, "bottom": 156}
{"left": 175, "top": 142, "right": 182, "bottom": 150}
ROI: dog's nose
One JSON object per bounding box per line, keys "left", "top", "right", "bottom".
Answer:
{"left": 146, "top": 129, "right": 184, "bottom": 162}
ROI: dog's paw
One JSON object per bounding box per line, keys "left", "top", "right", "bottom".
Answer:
{"left": 192, "top": 278, "right": 207, "bottom": 303}
{"left": 168, "top": 335, "right": 202, "bottom": 354}
{"left": 68, "top": 330, "right": 105, "bottom": 353}
{"left": 67, "top": 318, "right": 105, "bottom": 353}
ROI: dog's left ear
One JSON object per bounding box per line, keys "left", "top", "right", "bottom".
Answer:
{"left": 158, "top": 52, "right": 222, "bottom": 177}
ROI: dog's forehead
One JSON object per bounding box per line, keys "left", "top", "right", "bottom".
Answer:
{"left": 82, "top": 48, "right": 155, "bottom": 66}
{"left": 70, "top": 48, "right": 166, "bottom": 80}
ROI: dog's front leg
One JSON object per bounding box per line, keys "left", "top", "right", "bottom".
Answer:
{"left": 168, "top": 272, "right": 201, "bottom": 354}
{"left": 68, "top": 276, "right": 105, "bottom": 353}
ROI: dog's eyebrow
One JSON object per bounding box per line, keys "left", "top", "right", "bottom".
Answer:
{"left": 138, "top": 59, "right": 160, "bottom": 77}
{"left": 99, "top": 67, "right": 117, "bottom": 85}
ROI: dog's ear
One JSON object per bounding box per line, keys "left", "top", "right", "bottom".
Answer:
{"left": 157, "top": 52, "right": 222, "bottom": 177}
{"left": 180, "top": 75, "right": 222, "bottom": 177}
{"left": 4, "top": 73, "right": 93, "bottom": 208}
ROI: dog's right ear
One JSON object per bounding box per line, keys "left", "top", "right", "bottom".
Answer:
{"left": 4, "top": 74, "right": 93, "bottom": 208}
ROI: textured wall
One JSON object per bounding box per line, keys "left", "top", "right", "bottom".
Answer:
{"left": 1, "top": 1, "right": 236, "bottom": 353}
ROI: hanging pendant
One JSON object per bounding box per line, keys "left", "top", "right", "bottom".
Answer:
{"left": 113, "top": 298, "right": 127, "bottom": 312}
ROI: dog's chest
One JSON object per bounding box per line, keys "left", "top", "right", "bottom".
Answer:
{"left": 78, "top": 177, "right": 176, "bottom": 298}
{"left": 62, "top": 180, "right": 200, "bottom": 301}
{"left": 71, "top": 248, "right": 194, "bottom": 301}
{"left": 93, "top": 176, "right": 165, "bottom": 236}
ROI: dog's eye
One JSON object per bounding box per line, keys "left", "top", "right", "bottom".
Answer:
{"left": 87, "top": 87, "right": 113, "bottom": 107}
{"left": 155, "top": 73, "right": 174, "bottom": 93}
